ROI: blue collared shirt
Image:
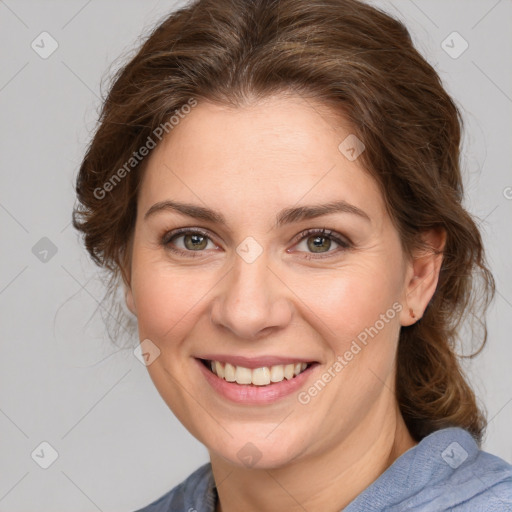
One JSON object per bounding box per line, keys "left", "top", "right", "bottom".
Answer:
{"left": 134, "top": 427, "right": 512, "bottom": 511}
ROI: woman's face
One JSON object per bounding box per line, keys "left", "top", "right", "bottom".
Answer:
{"left": 126, "top": 93, "right": 417, "bottom": 469}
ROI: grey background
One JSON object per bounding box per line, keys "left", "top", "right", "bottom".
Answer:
{"left": 0, "top": 0, "right": 511, "bottom": 510}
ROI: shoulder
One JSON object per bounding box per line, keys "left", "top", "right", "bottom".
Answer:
{"left": 445, "top": 437, "right": 512, "bottom": 511}
{"left": 133, "top": 462, "right": 216, "bottom": 512}
{"left": 407, "top": 427, "right": 512, "bottom": 511}
{"left": 345, "top": 427, "right": 512, "bottom": 511}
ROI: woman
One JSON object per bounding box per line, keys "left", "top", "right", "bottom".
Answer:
{"left": 72, "top": 0, "right": 512, "bottom": 510}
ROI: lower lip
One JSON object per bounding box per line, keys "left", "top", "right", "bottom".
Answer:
{"left": 195, "top": 358, "right": 318, "bottom": 405}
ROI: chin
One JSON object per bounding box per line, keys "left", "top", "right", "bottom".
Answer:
{"left": 206, "top": 430, "right": 306, "bottom": 470}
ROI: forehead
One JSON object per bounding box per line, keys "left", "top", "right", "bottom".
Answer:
{"left": 138, "top": 94, "right": 386, "bottom": 226}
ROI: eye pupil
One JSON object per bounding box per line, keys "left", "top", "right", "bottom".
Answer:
{"left": 308, "top": 235, "right": 331, "bottom": 253}
{"left": 184, "top": 233, "right": 208, "bottom": 250}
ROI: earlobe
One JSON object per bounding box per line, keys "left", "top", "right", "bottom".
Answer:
{"left": 400, "top": 227, "right": 446, "bottom": 326}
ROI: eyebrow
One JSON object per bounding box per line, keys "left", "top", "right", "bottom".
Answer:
{"left": 144, "top": 199, "right": 371, "bottom": 226}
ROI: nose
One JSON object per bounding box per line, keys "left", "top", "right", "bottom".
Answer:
{"left": 210, "top": 249, "right": 293, "bottom": 340}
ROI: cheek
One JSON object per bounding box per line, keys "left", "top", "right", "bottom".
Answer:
{"left": 130, "top": 254, "right": 214, "bottom": 341}
{"left": 331, "top": 273, "right": 402, "bottom": 387}
{"left": 292, "top": 261, "right": 402, "bottom": 344}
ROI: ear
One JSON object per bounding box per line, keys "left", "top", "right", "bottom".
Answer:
{"left": 124, "top": 283, "right": 137, "bottom": 317}
{"left": 120, "top": 239, "right": 136, "bottom": 316}
{"left": 400, "top": 227, "right": 446, "bottom": 326}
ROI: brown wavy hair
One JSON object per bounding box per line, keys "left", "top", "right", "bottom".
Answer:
{"left": 72, "top": 0, "right": 495, "bottom": 443}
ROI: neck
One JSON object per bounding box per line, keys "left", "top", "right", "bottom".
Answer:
{"left": 210, "top": 406, "right": 416, "bottom": 512}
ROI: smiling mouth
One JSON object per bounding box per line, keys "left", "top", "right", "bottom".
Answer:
{"left": 199, "top": 358, "right": 316, "bottom": 386}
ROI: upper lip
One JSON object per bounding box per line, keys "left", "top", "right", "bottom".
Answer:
{"left": 197, "top": 354, "right": 318, "bottom": 369}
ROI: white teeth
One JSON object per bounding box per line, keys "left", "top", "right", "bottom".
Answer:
{"left": 235, "top": 366, "right": 252, "bottom": 385}
{"left": 270, "top": 365, "right": 284, "bottom": 382}
{"left": 215, "top": 361, "right": 225, "bottom": 379}
{"left": 252, "top": 367, "right": 271, "bottom": 385}
{"left": 224, "top": 362, "right": 236, "bottom": 382}
{"left": 284, "top": 364, "right": 295, "bottom": 380}
{"left": 207, "top": 360, "right": 310, "bottom": 385}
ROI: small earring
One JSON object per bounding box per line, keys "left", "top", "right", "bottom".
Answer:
{"left": 409, "top": 308, "right": 416, "bottom": 319}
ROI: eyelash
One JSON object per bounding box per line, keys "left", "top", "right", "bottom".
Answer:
{"left": 161, "top": 227, "right": 352, "bottom": 260}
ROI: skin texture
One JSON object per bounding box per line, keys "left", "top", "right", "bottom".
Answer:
{"left": 124, "top": 93, "right": 446, "bottom": 512}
